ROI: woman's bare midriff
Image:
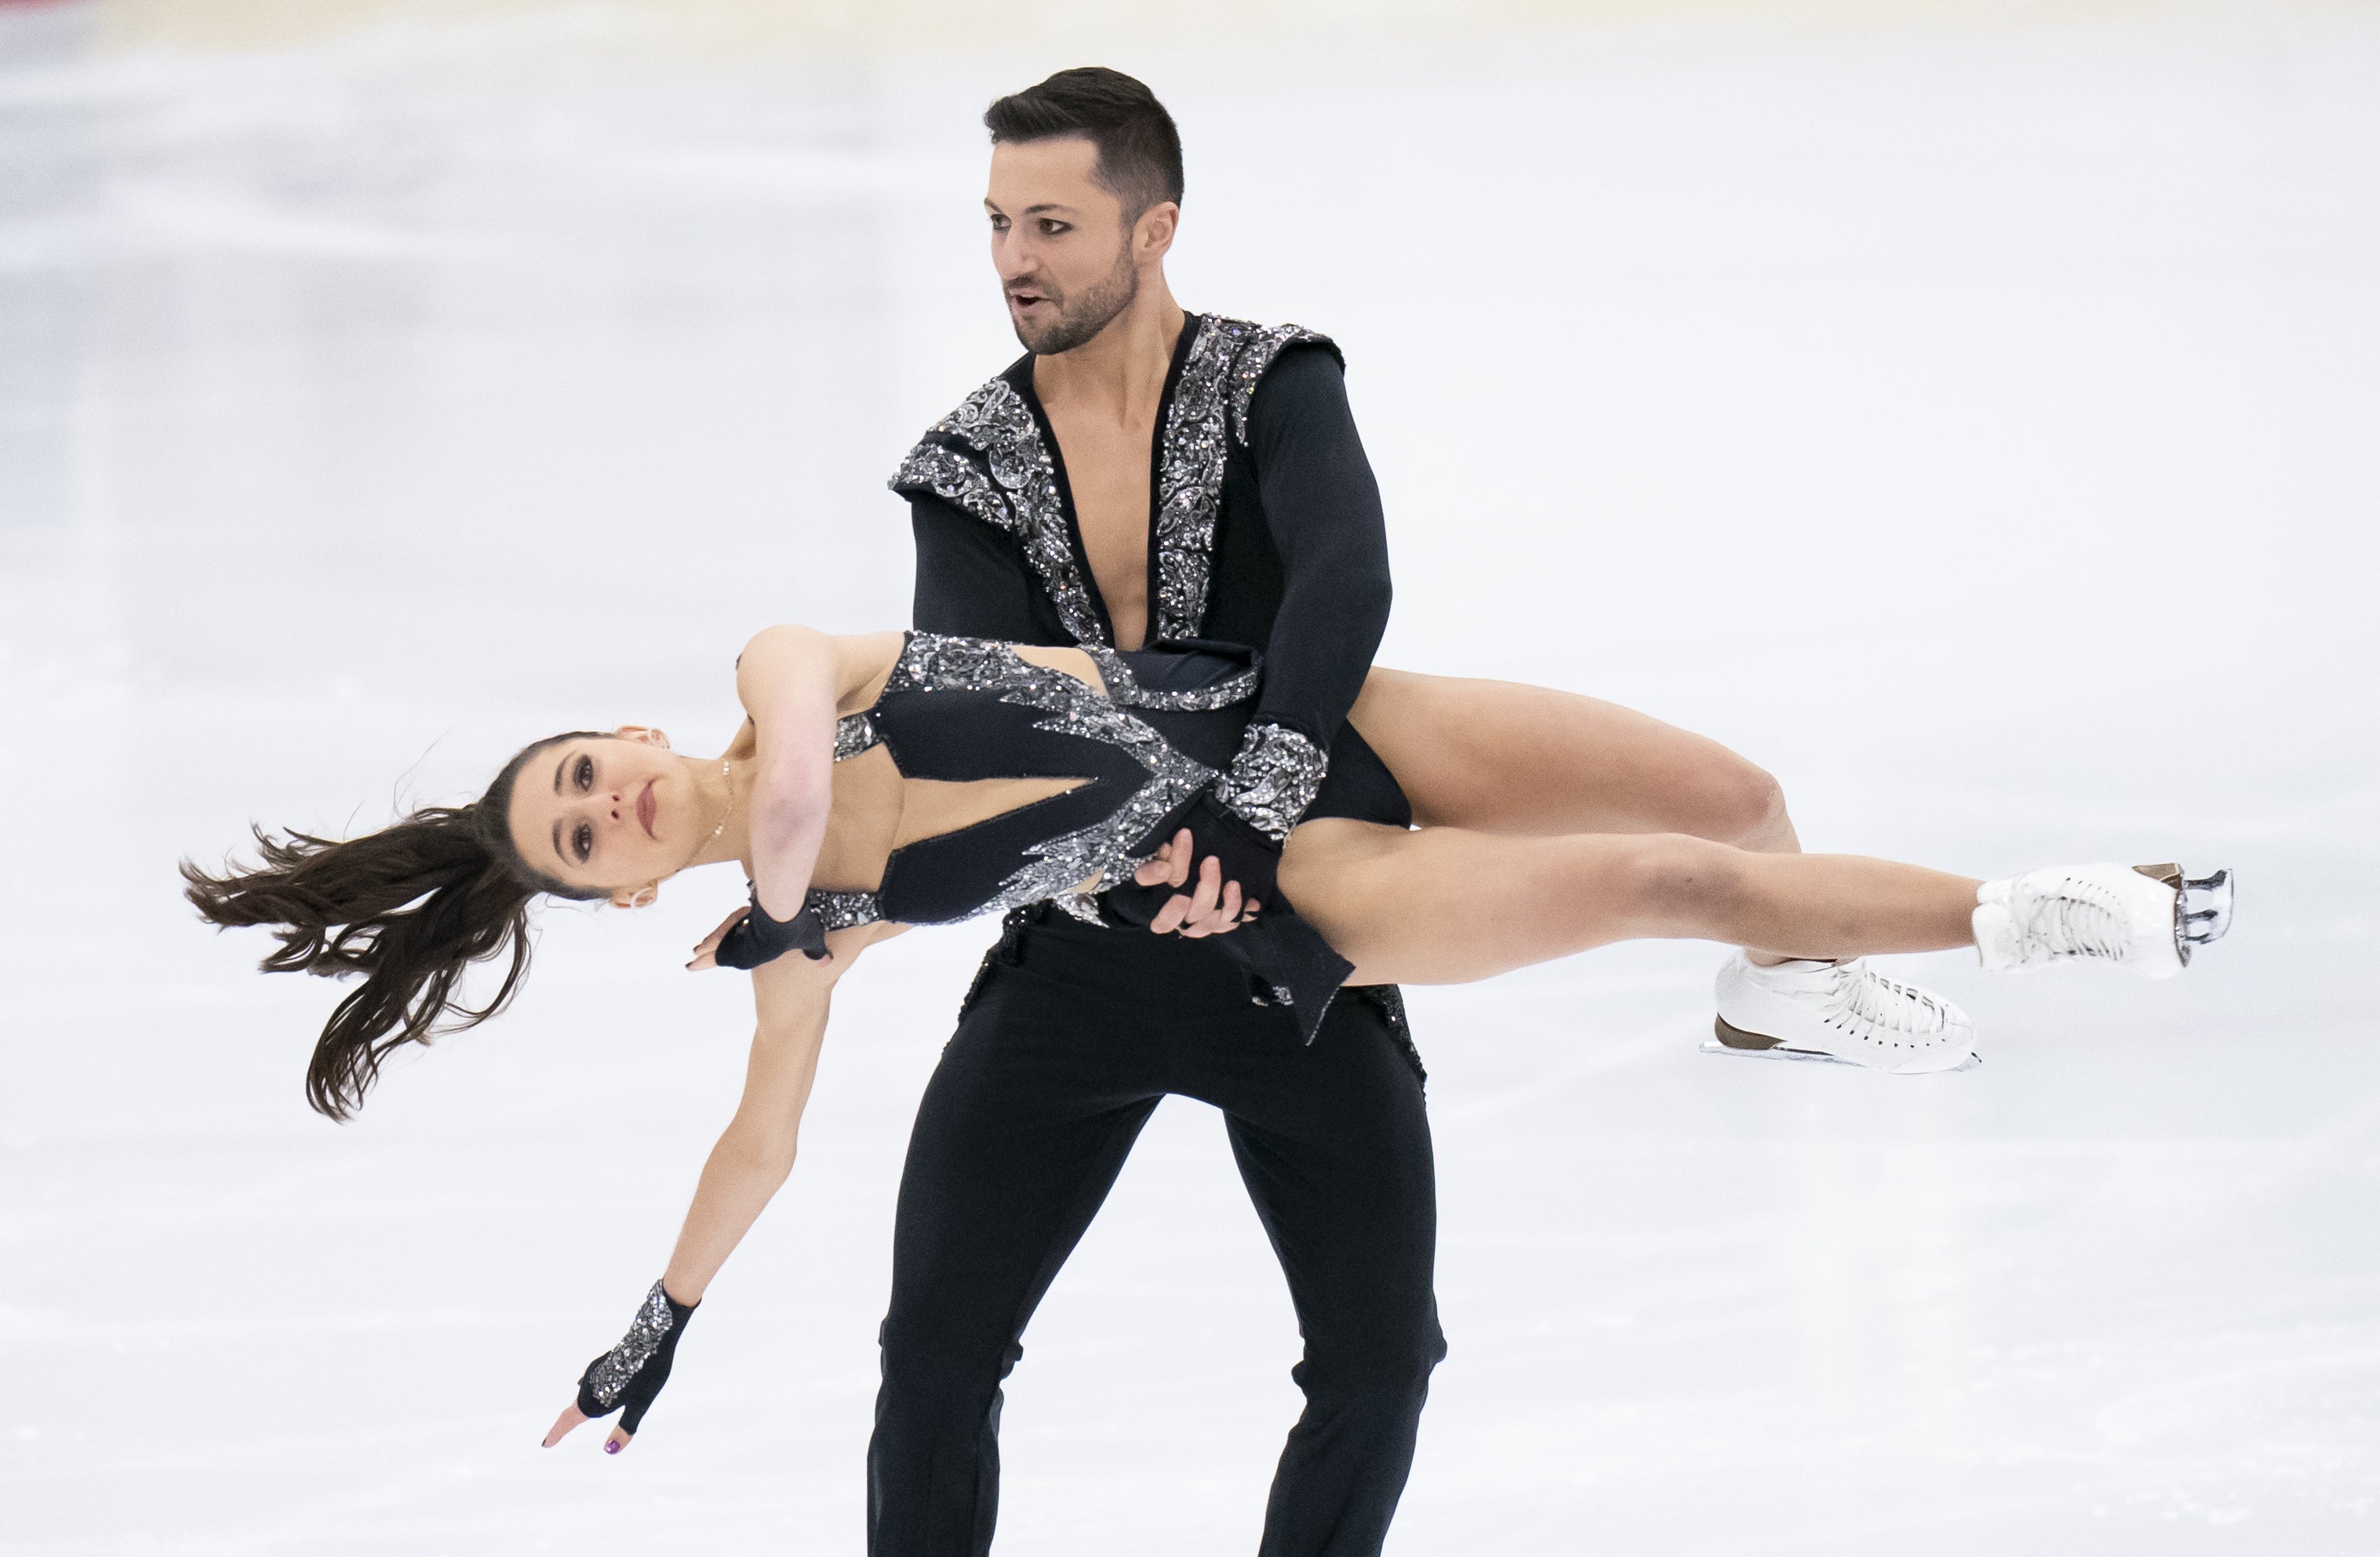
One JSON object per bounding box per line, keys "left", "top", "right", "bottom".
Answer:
{"left": 803, "top": 638, "right": 1111, "bottom": 903}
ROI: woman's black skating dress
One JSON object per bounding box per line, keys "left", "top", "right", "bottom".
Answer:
{"left": 804, "top": 631, "right": 1406, "bottom": 1039}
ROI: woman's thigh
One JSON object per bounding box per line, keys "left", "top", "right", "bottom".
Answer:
{"left": 1348, "top": 668, "right": 1785, "bottom": 843}
{"left": 1280, "top": 818, "right": 1733, "bottom": 985}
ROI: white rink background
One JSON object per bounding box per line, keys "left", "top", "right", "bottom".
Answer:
{"left": 3, "top": 2, "right": 2378, "bottom": 1552}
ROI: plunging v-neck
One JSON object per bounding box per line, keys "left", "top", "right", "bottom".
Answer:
{"left": 1016, "top": 315, "right": 1202, "bottom": 651}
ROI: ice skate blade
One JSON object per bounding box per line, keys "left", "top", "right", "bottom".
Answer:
{"left": 1697, "top": 1039, "right": 1982, "bottom": 1073}
{"left": 2138, "top": 864, "right": 2233, "bottom": 965}
{"left": 2177, "top": 868, "right": 2233, "bottom": 961}
{"left": 1705, "top": 1018, "right": 1982, "bottom": 1073}
{"left": 1701, "top": 1036, "right": 1856, "bottom": 1066}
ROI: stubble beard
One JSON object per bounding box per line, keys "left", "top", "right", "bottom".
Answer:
{"left": 1011, "top": 238, "right": 1141, "bottom": 356}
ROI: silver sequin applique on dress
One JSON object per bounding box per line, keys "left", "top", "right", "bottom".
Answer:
{"left": 801, "top": 635, "right": 1218, "bottom": 930}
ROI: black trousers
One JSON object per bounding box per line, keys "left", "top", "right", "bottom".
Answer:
{"left": 866, "top": 909, "right": 1445, "bottom": 1556}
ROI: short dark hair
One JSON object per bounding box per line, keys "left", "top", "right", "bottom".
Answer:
{"left": 984, "top": 67, "right": 1184, "bottom": 220}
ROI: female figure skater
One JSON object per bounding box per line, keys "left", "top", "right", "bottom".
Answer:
{"left": 184, "top": 625, "right": 2230, "bottom": 1451}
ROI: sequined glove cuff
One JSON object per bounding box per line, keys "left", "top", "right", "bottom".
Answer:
{"left": 713, "top": 888, "right": 830, "bottom": 970}
{"left": 1213, "top": 723, "right": 1330, "bottom": 842}
{"left": 574, "top": 1279, "right": 698, "bottom": 1434}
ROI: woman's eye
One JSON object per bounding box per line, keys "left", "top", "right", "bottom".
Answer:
{"left": 574, "top": 755, "right": 593, "bottom": 791}
{"left": 1039, "top": 220, "right": 1068, "bottom": 235}
{"left": 573, "top": 820, "right": 593, "bottom": 864}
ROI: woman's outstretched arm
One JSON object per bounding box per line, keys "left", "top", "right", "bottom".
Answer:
{"left": 542, "top": 919, "right": 904, "bottom": 1453}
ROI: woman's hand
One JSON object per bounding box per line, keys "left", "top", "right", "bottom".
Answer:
{"left": 691, "top": 890, "right": 830, "bottom": 972}
{"left": 1133, "top": 828, "right": 1261, "bottom": 937}
{"left": 542, "top": 1279, "right": 697, "bottom": 1456}
{"left": 541, "top": 1399, "right": 633, "bottom": 1456}
{"left": 687, "top": 905, "right": 749, "bottom": 971}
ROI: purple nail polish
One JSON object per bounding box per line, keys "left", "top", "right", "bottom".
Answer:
{"left": 604, "top": 1440, "right": 620, "bottom": 1454}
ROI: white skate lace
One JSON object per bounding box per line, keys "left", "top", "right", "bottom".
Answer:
{"left": 2007, "top": 876, "right": 2127, "bottom": 963}
{"left": 1820, "top": 963, "right": 1959, "bottom": 1040}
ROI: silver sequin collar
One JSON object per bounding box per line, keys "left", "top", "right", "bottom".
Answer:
{"left": 1151, "top": 316, "right": 1332, "bottom": 640}
{"left": 889, "top": 318, "right": 1332, "bottom": 646}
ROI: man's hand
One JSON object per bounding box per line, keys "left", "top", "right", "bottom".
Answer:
{"left": 1133, "top": 828, "right": 1261, "bottom": 937}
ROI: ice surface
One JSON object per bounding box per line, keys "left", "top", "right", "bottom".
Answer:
{"left": 3, "top": 2, "right": 2378, "bottom": 1552}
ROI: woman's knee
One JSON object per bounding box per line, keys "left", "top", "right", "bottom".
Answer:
{"left": 1676, "top": 752, "right": 1789, "bottom": 847}
{"left": 1604, "top": 833, "right": 1754, "bottom": 935}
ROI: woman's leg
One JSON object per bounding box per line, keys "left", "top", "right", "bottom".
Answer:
{"left": 1279, "top": 820, "right": 1980, "bottom": 988}
{"left": 1349, "top": 668, "right": 1797, "bottom": 849}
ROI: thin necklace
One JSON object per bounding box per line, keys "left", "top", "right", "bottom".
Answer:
{"left": 710, "top": 759, "right": 734, "bottom": 840}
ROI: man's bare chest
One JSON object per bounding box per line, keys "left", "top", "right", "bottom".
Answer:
{"left": 1043, "top": 405, "right": 1158, "bottom": 648}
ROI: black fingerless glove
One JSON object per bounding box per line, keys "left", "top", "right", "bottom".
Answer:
{"left": 712, "top": 888, "right": 830, "bottom": 970}
{"left": 1103, "top": 794, "right": 1354, "bottom": 1046}
{"left": 1103, "top": 793, "right": 1285, "bottom": 926}
{"left": 574, "top": 1279, "right": 698, "bottom": 1435}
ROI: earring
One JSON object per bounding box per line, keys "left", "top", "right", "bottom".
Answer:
{"left": 625, "top": 883, "right": 659, "bottom": 910}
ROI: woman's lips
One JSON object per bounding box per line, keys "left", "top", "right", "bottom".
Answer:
{"left": 636, "top": 780, "right": 657, "bottom": 839}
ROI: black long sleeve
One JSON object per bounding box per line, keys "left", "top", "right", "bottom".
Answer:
{"left": 1239, "top": 344, "right": 1392, "bottom": 750}
{"left": 909, "top": 496, "right": 1054, "bottom": 642}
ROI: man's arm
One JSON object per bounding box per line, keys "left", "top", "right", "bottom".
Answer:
{"left": 1218, "top": 344, "right": 1394, "bottom": 838}
{"left": 910, "top": 496, "right": 1049, "bottom": 639}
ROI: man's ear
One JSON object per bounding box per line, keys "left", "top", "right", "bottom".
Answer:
{"left": 615, "top": 725, "right": 671, "bottom": 749}
{"left": 1137, "top": 200, "right": 1178, "bottom": 264}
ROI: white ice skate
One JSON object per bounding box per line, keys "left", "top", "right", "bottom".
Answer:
{"left": 1973, "top": 861, "right": 2233, "bottom": 979}
{"left": 1705, "top": 953, "right": 1979, "bottom": 1075}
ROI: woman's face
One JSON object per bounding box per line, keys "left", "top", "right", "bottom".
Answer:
{"left": 505, "top": 729, "right": 711, "bottom": 900}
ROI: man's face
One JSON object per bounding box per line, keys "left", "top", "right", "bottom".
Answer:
{"left": 985, "top": 135, "right": 1143, "bottom": 355}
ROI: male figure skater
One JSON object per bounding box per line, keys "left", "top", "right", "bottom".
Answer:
{"left": 868, "top": 69, "right": 1441, "bottom": 1557}
{"left": 866, "top": 63, "right": 1971, "bottom": 1557}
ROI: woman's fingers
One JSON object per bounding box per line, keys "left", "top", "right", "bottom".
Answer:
{"left": 1164, "top": 831, "right": 1194, "bottom": 887}
{"left": 688, "top": 907, "right": 749, "bottom": 971}
{"left": 541, "top": 1401, "right": 632, "bottom": 1455}
{"left": 542, "top": 1402, "right": 590, "bottom": 1448}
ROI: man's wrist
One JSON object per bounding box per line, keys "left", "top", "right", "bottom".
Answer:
{"left": 1214, "top": 722, "right": 1330, "bottom": 841}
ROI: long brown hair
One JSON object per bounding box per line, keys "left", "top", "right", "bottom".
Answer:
{"left": 184, "top": 732, "right": 605, "bottom": 1120}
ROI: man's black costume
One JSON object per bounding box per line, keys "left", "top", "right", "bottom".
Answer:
{"left": 868, "top": 317, "right": 1444, "bottom": 1557}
